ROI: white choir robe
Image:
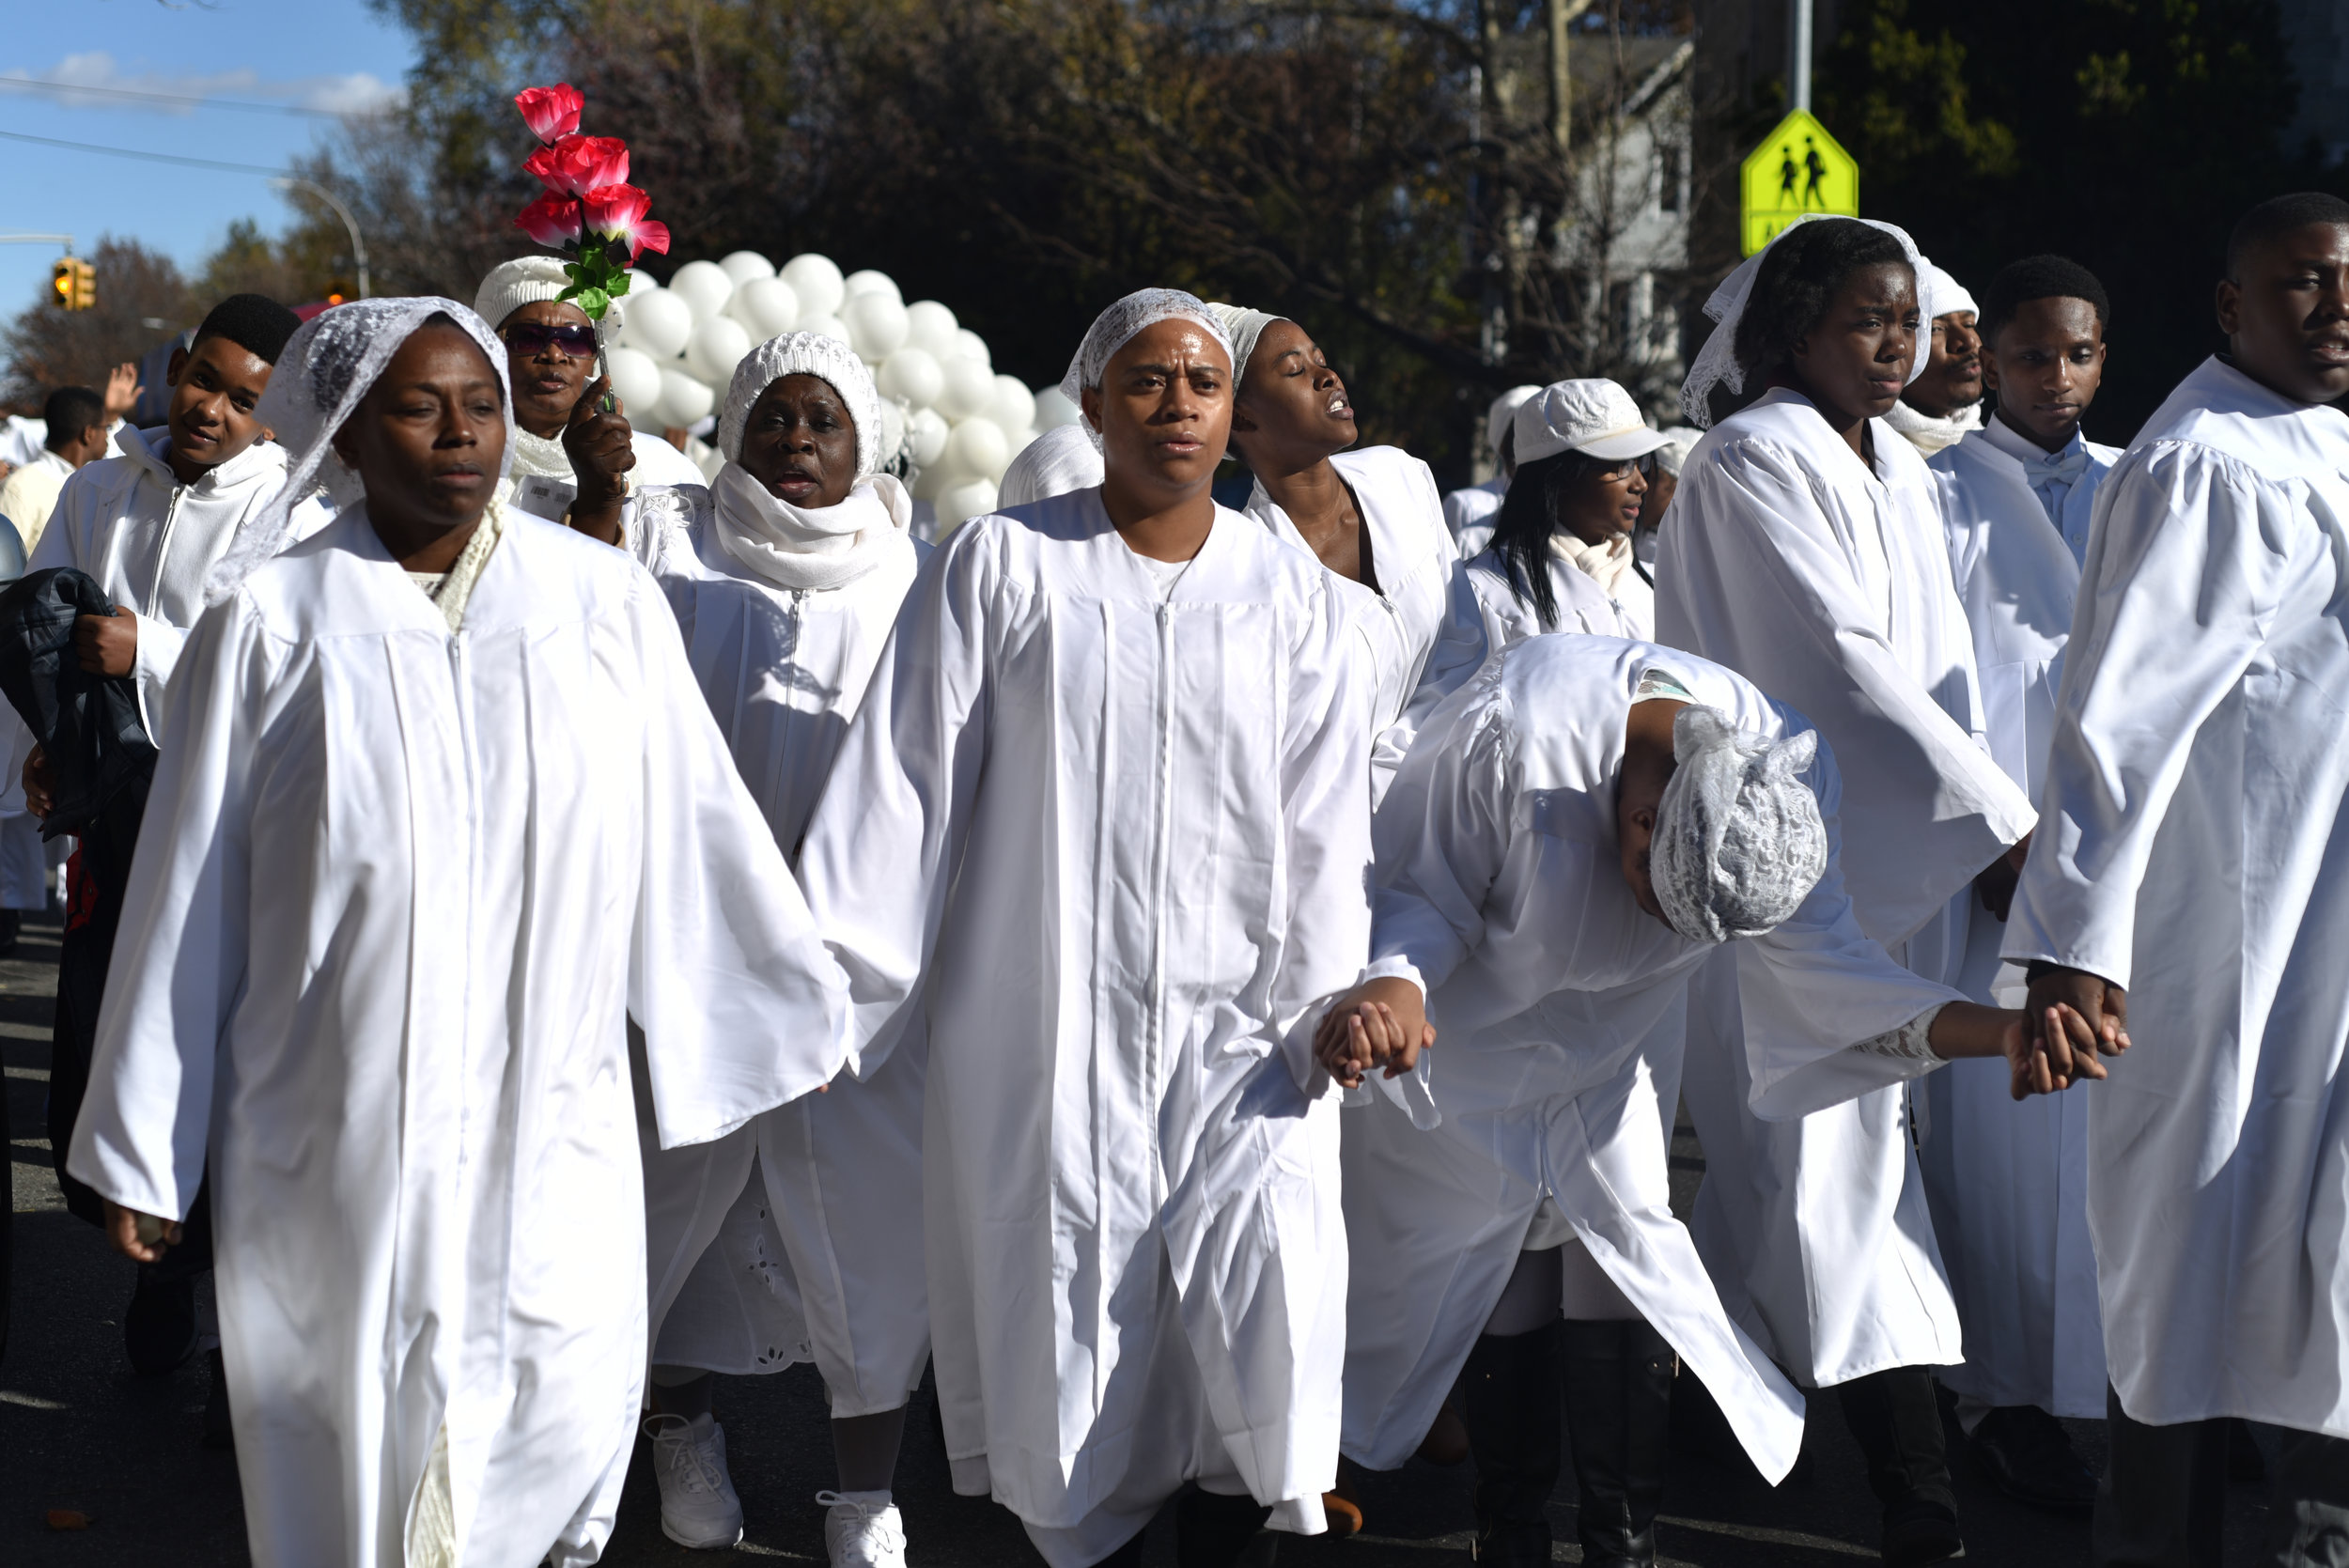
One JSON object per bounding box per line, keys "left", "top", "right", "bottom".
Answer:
{"left": 1656, "top": 388, "right": 2034, "bottom": 1386}
{"left": 1340, "top": 635, "right": 1966, "bottom": 1483}
{"left": 637, "top": 498, "right": 934, "bottom": 1413}
{"left": 1441, "top": 476, "right": 1505, "bottom": 539}
{"left": 64, "top": 507, "right": 852, "bottom": 1568}
{"left": 2005, "top": 356, "right": 2349, "bottom": 1438}
{"left": 1401, "top": 545, "right": 1639, "bottom": 738}
{"left": 1917, "top": 423, "right": 2119, "bottom": 1419}
{"left": 797, "top": 489, "right": 1376, "bottom": 1567}
{"left": 1244, "top": 444, "right": 1456, "bottom": 800}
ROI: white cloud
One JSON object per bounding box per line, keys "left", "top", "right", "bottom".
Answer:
{"left": 2, "top": 51, "right": 404, "bottom": 117}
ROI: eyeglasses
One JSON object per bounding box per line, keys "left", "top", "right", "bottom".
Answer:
{"left": 502, "top": 321, "right": 598, "bottom": 359}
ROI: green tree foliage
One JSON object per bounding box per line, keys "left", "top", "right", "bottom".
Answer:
{"left": 1, "top": 238, "right": 190, "bottom": 411}
{"left": 1817, "top": 0, "right": 2337, "bottom": 437}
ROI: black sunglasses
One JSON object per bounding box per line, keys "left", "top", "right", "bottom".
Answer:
{"left": 503, "top": 321, "right": 598, "bottom": 358}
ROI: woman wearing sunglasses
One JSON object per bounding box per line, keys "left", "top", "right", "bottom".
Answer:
{"left": 474, "top": 256, "right": 708, "bottom": 551}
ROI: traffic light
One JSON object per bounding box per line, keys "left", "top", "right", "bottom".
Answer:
{"left": 49, "top": 257, "right": 95, "bottom": 311}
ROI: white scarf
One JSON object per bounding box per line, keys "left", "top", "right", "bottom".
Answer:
{"left": 1553, "top": 529, "right": 1641, "bottom": 598}
{"left": 507, "top": 425, "right": 575, "bottom": 480}
{"left": 711, "top": 462, "right": 915, "bottom": 593}
{"left": 1883, "top": 397, "right": 1983, "bottom": 456}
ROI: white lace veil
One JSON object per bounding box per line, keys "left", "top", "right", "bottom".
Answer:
{"left": 208, "top": 297, "right": 514, "bottom": 606}
{"left": 1651, "top": 706, "right": 1829, "bottom": 945}
{"left": 1678, "top": 215, "right": 1952, "bottom": 428}
{"left": 1057, "top": 288, "right": 1236, "bottom": 451}
{"left": 717, "top": 331, "right": 885, "bottom": 477}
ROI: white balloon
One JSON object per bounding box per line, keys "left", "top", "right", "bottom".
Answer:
{"left": 903, "top": 300, "right": 959, "bottom": 357}
{"left": 686, "top": 316, "right": 753, "bottom": 385}
{"left": 945, "top": 417, "right": 1010, "bottom": 485}
{"left": 843, "top": 269, "right": 901, "bottom": 305}
{"left": 780, "top": 254, "right": 847, "bottom": 319}
{"left": 621, "top": 289, "right": 694, "bottom": 360}
{"left": 843, "top": 292, "right": 910, "bottom": 362}
{"left": 607, "top": 346, "right": 663, "bottom": 419}
{"left": 719, "top": 250, "right": 775, "bottom": 286}
{"left": 953, "top": 328, "right": 992, "bottom": 368}
{"left": 797, "top": 312, "right": 851, "bottom": 348}
{"left": 908, "top": 406, "right": 951, "bottom": 467}
{"left": 879, "top": 349, "right": 945, "bottom": 411}
{"left": 1032, "top": 386, "right": 1082, "bottom": 429}
{"left": 659, "top": 369, "right": 714, "bottom": 427}
{"left": 910, "top": 458, "right": 950, "bottom": 502}
{"left": 727, "top": 276, "right": 801, "bottom": 337}
{"left": 935, "top": 357, "right": 996, "bottom": 422}
{"left": 667, "top": 259, "right": 735, "bottom": 324}
{"left": 938, "top": 476, "right": 1001, "bottom": 534}
{"left": 988, "top": 375, "right": 1036, "bottom": 436}
{"left": 624, "top": 268, "right": 661, "bottom": 291}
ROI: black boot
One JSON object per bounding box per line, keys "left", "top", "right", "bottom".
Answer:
{"left": 1461, "top": 1323, "right": 1562, "bottom": 1568}
{"left": 1838, "top": 1368, "right": 1963, "bottom": 1566}
{"left": 1174, "top": 1486, "right": 1272, "bottom": 1568}
{"left": 1559, "top": 1320, "right": 1673, "bottom": 1568}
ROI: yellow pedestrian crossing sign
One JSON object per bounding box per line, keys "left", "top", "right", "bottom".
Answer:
{"left": 1741, "top": 111, "right": 1859, "bottom": 256}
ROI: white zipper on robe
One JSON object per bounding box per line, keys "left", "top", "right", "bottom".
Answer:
{"left": 148, "top": 483, "right": 186, "bottom": 611}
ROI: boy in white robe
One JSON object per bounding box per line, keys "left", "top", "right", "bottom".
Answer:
{"left": 2011, "top": 191, "right": 2349, "bottom": 1568}
{"left": 65, "top": 298, "right": 852, "bottom": 1568}
{"left": 797, "top": 289, "right": 1375, "bottom": 1568}
{"left": 634, "top": 332, "right": 929, "bottom": 1563}
{"left": 1885, "top": 264, "right": 1984, "bottom": 456}
{"left": 1321, "top": 633, "right": 2074, "bottom": 1568}
{"left": 1919, "top": 254, "right": 2122, "bottom": 1510}
{"left": 1657, "top": 214, "right": 2038, "bottom": 1566}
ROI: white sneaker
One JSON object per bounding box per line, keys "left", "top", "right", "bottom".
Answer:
{"left": 818, "top": 1489, "right": 907, "bottom": 1568}
{"left": 643, "top": 1412, "right": 745, "bottom": 1550}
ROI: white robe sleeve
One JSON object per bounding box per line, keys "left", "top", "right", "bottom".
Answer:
{"left": 1662, "top": 440, "right": 2033, "bottom": 943}
{"left": 1734, "top": 727, "right": 1968, "bottom": 1119}
{"left": 796, "top": 528, "right": 994, "bottom": 1069}
{"left": 63, "top": 595, "right": 269, "bottom": 1220}
{"left": 1361, "top": 670, "right": 1512, "bottom": 1001}
{"left": 624, "top": 570, "right": 853, "bottom": 1148}
{"left": 2002, "top": 443, "right": 2292, "bottom": 987}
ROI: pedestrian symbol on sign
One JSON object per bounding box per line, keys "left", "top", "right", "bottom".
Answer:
{"left": 1740, "top": 111, "right": 1859, "bottom": 255}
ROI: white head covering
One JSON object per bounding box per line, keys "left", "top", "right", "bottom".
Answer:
{"left": 1486, "top": 385, "right": 1542, "bottom": 460}
{"left": 1514, "top": 379, "right": 1672, "bottom": 465}
{"left": 1057, "top": 288, "right": 1236, "bottom": 451}
{"left": 1204, "top": 303, "right": 1285, "bottom": 385}
{"left": 1651, "top": 426, "right": 1703, "bottom": 478}
{"left": 474, "top": 256, "right": 587, "bottom": 331}
{"left": 1678, "top": 214, "right": 1951, "bottom": 428}
{"left": 998, "top": 423, "right": 1105, "bottom": 507}
{"left": 1650, "top": 706, "right": 1828, "bottom": 945}
{"left": 209, "top": 297, "right": 514, "bottom": 606}
{"left": 1922, "top": 263, "right": 1979, "bottom": 320}
{"left": 717, "top": 331, "right": 885, "bottom": 478}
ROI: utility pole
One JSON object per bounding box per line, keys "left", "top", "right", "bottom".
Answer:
{"left": 1787, "top": 0, "right": 1813, "bottom": 112}
{"left": 272, "top": 177, "right": 370, "bottom": 299}
{"left": 1547, "top": 0, "right": 1595, "bottom": 158}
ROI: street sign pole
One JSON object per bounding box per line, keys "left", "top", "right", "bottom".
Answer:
{"left": 1788, "top": 0, "right": 1813, "bottom": 114}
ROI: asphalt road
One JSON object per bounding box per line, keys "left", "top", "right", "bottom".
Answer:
{"left": 3, "top": 911, "right": 2279, "bottom": 1565}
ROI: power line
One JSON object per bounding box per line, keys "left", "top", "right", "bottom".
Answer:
{"left": 0, "top": 75, "right": 364, "bottom": 120}
{"left": 0, "top": 126, "right": 295, "bottom": 177}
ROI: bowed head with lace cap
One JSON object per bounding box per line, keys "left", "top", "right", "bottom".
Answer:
{"left": 1650, "top": 705, "right": 1829, "bottom": 945}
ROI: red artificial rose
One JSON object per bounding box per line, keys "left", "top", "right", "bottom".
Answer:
{"left": 524, "top": 134, "right": 630, "bottom": 198}
{"left": 513, "top": 83, "right": 584, "bottom": 143}
{"left": 582, "top": 183, "right": 670, "bottom": 258}
{"left": 515, "top": 190, "right": 583, "bottom": 247}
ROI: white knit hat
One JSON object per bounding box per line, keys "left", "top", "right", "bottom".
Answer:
{"left": 717, "top": 331, "right": 885, "bottom": 476}
{"left": 474, "top": 256, "right": 616, "bottom": 332}
{"left": 1922, "top": 263, "right": 1979, "bottom": 321}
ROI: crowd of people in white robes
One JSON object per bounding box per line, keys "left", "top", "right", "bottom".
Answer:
{"left": 12, "top": 183, "right": 2349, "bottom": 1568}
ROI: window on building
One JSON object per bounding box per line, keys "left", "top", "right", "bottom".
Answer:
{"left": 1658, "top": 145, "right": 1685, "bottom": 213}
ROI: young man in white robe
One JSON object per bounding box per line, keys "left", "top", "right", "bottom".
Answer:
{"left": 473, "top": 256, "right": 708, "bottom": 547}
{"left": 2011, "top": 191, "right": 2349, "bottom": 1568}
{"left": 1919, "top": 254, "right": 2122, "bottom": 1511}
{"left": 797, "top": 289, "right": 1375, "bottom": 1568}
{"left": 1657, "top": 215, "right": 2038, "bottom": 1566}
{"left": 1210, "top": 303, "right": 1457, "bottom": 802}
{"left": 633, "top": 332, "right": 929, "bottom": 1562}
{"left": 1320, "top": 632, "right": 2076, "bottom": 1568}
{"left": 1885, "top": 264, "right": 1984, "bottom": 456}
{"left": 64, "top": 298, "right": 853, "bottom": 1568}
{"left": 1441, "top": 384, "right": 1538, "bottom": 542}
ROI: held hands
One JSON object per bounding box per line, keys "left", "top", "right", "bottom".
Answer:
{"left": 1312, "top": 976, "right": 1436, "bottom": 1091}
{"left": 2021, "top": 966, "right": 2129, "bottom": 1094}
{"left": 74, "top": 609, "right": 136, "bottom": 678}
{"left": 1925, "top": 999, "right": 2112, "bottom": 1100}
{"left": 563, "top": 374, "right": 636, "bottom": 545}
{"left": 103, "top": 1199, "right": 180, "bottom": 1264}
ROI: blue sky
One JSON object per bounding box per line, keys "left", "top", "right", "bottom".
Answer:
{"left": 1, "top": 0, "right": 416, "bottom": 313}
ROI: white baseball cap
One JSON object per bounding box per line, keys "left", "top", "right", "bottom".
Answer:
{"left": 1486, "top": 384, "right": 1543, "bottom": 456}
{"left": 1514, "top": 379, "right": 1672, "bottom": 465}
